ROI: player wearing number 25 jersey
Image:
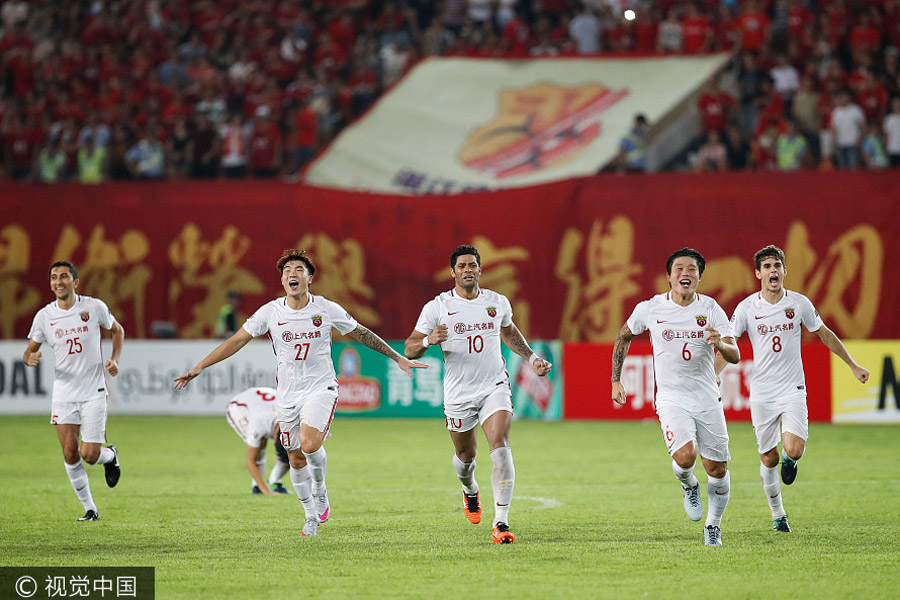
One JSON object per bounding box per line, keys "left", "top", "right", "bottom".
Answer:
{"left": 24, "top": 261, "right": 124, "bottom": 522}
{"left": 175, "top": 249, "right": 426, "bottom": 538}
{"left": 722, "top": 245, "right": 869, "bottom": 534}
{"left": 612, "top": 248, "right": 740, "bottom": 547}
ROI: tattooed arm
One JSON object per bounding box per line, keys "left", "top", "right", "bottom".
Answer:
{"left": 500, "top": 323, "right": 552, "bottom": 376}
{"left": 611, "top": 323, "right": 634, "bottom": 405}
{"left": 347, "top": 325, "right": 428, "bottom": 376}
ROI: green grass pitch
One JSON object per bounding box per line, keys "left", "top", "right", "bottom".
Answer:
{"left": 2, "top": 416, "right": 898, "bottom": 599}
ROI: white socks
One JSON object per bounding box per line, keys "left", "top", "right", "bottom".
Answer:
{"left": 761, "top": 463, "right": 786, "bottom": 518}
{"left": 303, "top": 447, "right": 327, "bottom": 495}
{"left": 64, "top": 462, "right": 96, "bottom": 512}
{"left": 705, "top": 470, "right": 730, "bottom": 528}
{"left": 268, "top": 459, "right": 290, "bottom": 486}
{"left": 672, "top": 459, "right": 699, "bottom": 490}
{"left": 490, "top": 447, "right": 515, "bottom": 526}
{"left": 95, "top": 447, "right": 115, "bottom": 465}
{"left": 452, "top": 454, "right": 478, "bottom": 495}
{"left": 290, "top": 466, "right": 316, "bottom": 518}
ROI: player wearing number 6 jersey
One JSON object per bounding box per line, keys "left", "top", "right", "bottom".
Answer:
{"left": 405, "top": 245, "right": 552, "bottom": 545}
{"left": 611, "top": 248, "right": 740, "bottom": 546}
{"left": 175, "top": 249, "right": 427, "bottom": 537}
{"left": 24, "top": 261, "right": 125, "bottom": 522}
{"left": 719, "top": 245, "right": 869, "bottom": 533}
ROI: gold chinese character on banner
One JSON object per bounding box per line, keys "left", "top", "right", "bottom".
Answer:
{"left": 785, "top": 222, "right": 882, "bottom": 338}
{"left": 434, "top": 236, "right": 531, "bottom": 336}
{"left": 52, "top": 225, "right": 153, "bottom": 337}
{"left": 296, "top": 233, "right": 381, "bottom": 327}
{"left": 169, "top": 224, "right": 264, "bottom": 338}
{"left": 0, "top": 225, "right": 40, "bottom": 338}
{"left": 556, "top": 217, "right": 641, "bottom": 342}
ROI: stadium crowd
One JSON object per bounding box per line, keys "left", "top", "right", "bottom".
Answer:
{"left": 2, "top": 0, "right": 900, "bottom": 182}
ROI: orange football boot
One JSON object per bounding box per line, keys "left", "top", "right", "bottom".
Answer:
{"left": 463, "top": 491, "right": 481, "bottom": 524}
{"left": 492, "top": 522, "right": 515, "bottom": 544}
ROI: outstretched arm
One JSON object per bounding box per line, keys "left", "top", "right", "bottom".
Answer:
{"left": 611, "top": 323, "right": 635, "bottom": 405}
{"left": 500, "top": 322, "right": 552, "bottom": 376}
{"left": 174, "top": 328, "right": 254, "bottom": 389}
{"left": 348, "top": 324, "right": 427, "bottom": 376}
{"left": 816, "top": 324, "right": 869, "bottom": 383}
{"left": 705, "top": 325, "right": 740, "bottom": 364}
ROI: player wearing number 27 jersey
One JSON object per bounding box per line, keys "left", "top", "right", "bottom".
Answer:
{"left": 721, "top": 245, "right": 869, "bottom": 534}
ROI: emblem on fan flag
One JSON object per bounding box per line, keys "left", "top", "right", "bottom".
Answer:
{"left": 312, "top": 315, "right": 323, "bottom": 327}
{"left": 696, "top": 316, "right": 707, "bottom": 327}
{"left": 80, "top": 312, "right": 90, "bottom": 322}
{"left": 458, "top": 83, "right": 628, "bottom": 179}
{"left": 785, "top": 308, "right": 795, "bottom": 319}
{"left": 487, "top": 306, "right": 497, "bottom": 318}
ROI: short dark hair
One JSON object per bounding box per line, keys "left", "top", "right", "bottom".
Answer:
{"left": 450, "top": 245, "right": 481, "bottom": 269}
{"left": 50, "top": 261, "right": 78, "bottom": 279}
{"left": 754, "top": 245, "right": 786, "bottom": 271}
{"left": 276, "top": 249, "right": 316, "bottom": 276}
{"left": 666, "top": 247, "right": 706, "bottom": 276}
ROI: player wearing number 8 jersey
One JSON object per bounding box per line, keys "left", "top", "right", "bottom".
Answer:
{"left": 721, "top": 245, "right": 869, "bottom": 533}
{"left": 405, "top": 245, "right": 553, "bottom": 544}
{"left": 175, "top": 249, "right": 427, "bottom": 537}
{"left": 611, "top": 248, "right": 740, "bottom": 546}
{"left": 24, "top": 261, "right": 125, "bottom": 522}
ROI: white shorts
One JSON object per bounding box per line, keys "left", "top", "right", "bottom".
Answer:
{"left": 276, "top": 392, "right": 338, "bottom": 451}
{"left": 656, "top": 403, "right": 730, "bottom": 463}
{"left": 444, "top": 385, "right": 513, "bottom": 433}
{"left": 750, "top": 394, "right": 809, "bottom": 454}
{"left": 50, "top": 397, "right": 108, "bottom": 443}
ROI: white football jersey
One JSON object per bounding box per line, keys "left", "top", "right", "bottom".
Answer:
{"left": 415, "top": 288, "right": 513, "bottom": 404}
{"left": 627, "top": 292, "right": 732, "bottom": 412}
{"left": 27, "top": 295, "right": 117, "bottom": 403}
{"left": 731, "top": 290, "right": 822, "bottom": 402}
{"left": 226, "top": 387, "right": 278, "bottom": 448}
{"left": 243, "top": 295, "right": 357, "bottom": 407}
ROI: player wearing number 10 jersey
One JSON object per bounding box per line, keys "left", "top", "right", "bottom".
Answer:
{"left": 611, "top": 248, "right": 740, "bottom": 546}
{"left": 24, "top": 261, "right": 125, "bottom": 522}
{"left": 405, "top": 245, "right": 552, "bottom": 545}
{"left": 722, "top": 245, "right": 869, "bottom": 533}
{"left": 175, "top": 249, "right": 426, "bottom": 537}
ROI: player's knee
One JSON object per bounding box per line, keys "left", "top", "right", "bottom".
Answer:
{"left": 80, "top": 447, "right": 100, "bottom": 464}
{"left": 706, "top": 462, "right": 728, "bottom": 478}
{"left": 760, "top": 448, "right": 779, "bottom": 468}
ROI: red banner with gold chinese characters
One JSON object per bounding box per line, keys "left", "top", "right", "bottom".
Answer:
{"left": 1, "top": 171, "right": 898, "bottom": 343}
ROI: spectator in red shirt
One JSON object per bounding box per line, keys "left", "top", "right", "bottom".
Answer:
{"left": 697, "top": 76, "right": 737, "bottom": 134}
{"left": 248, "top": 105, "right": 282, "bottom": 178}
{"left": 682, "top": 2, "right": 711, "bottom": 54}
{"left": 2, "top": 114, "right": 38, "bottom": 180}
{"left": 290, "top": 100, "right": 319, "bottom": 176}
{"left": 738, "top": 0, "right": 771, "bottom": 53}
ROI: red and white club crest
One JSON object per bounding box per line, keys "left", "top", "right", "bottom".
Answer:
{"left": 785, "top": 308, "right": 795, "bottom": 319}
{"left": 695, "top": 315, "right": 707, "bottom": 327}
{"left": 282, "top": 331, "right": 294, "bottom": 343}
{"left": 80, "top": 312, "right": 90, "bottom": 322}
{"left": 487, "top": 306, "right": 497, "bottom": 318}
{"left": 312, "top": 315, "right": 323, "bottom": 327}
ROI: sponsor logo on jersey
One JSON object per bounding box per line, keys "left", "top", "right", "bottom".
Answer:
{"left": 282, "top": 331, "right": 294, "bottom": 343}
{"left": 662, "top": 329, "right": 705, "bottom": 341}
{"left": 55, "top": 329, "right": 64, "bottom": 339}
{"left": 312, "top": 315, "right": 323, "bottom": 327}
{"left": 80, "top": 311, "right": 90, "bottom": 322}
{"left": 695, "top": 315, "right": 707, "bottom": 327}
{"left": 785, "top": 308, "right": 795, "bottom": 319}
{"left": 487, "top": 306, "right": 497, "bottom": 318}
{"left": 757, "top": 322, "right": 795, "bottom": 335}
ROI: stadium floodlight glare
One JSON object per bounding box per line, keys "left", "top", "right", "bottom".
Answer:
{"left": 624, "top": 9, "right": 636, "bottom": 20}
